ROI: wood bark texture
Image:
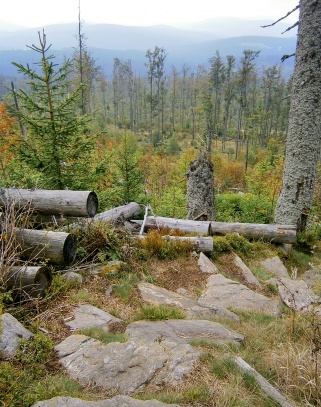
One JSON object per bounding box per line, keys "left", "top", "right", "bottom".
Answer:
{"left": 94, "top": 202, "right": 141, "bottom": 223}
{"left": 187, "top": 152, "right": 215, "bottom": 221}
{"left": 131, "top": 216, "right": 211, "bottom": 235}
{"left": 6, "top": 266, "right": 52, "bottom": 298}
{"left": 15, "top": 228, "right": 77, "bottom": 265}
{"left": 274, "top": 0, "right": 321, "bottom": 231}
{"left": 0, "top": 189, "right": 98, "bottom": 217}
{"left": 211, "top": 222, "right": 297, "bottom": 244}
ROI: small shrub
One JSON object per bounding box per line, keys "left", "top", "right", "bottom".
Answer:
{"left": 113, "top": 273, "right": 140, "bottom": 304}
{"left": 225, "top": 233, "right": 253, "bottom": 255}
{"left": 134, "top": 304, "right": 186, "bottom": 321}
{"left": 16, "top": 332, "right": 54, "bottom": 366}
{"left": 137, "top": 230, "right": 193, "bottom": 260}
{"left": 70, "top": 288, "right": 93, "bottom": 304}
{"left": 72, "top": 222, "right": 122, "bottom": 262}
{"left": 213, "top": 236, "right": 232, "bottom": 255}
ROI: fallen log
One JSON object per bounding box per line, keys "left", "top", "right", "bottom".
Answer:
{"left": 235, "top": 357, "right": 295, "bottom": 407}
{"left": 15, "top": 228, "right": 77, "bottom": 266}
{"left": 131, "top": 216, "right": 211, "bottom": 235}
{"left": 211, "top": 222, "right": 297, "bottom": 244}
{"left": 94, "top": 202, "right": 141, "bottom": 223}
{"left": 136, "top": 235, "right": 213, "bottom": 255}
{"left": 6, "top": 265, "right": 52, "bottom": 298}
{"left": 0, "top": 188, "right": 98, "bottom": 217}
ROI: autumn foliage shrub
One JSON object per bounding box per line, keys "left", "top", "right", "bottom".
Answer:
{"left": 213, "top": 153, "right": 246, "bottom": 190}
{"left": 137, "top": 229, "right": 193, "bottom": 260}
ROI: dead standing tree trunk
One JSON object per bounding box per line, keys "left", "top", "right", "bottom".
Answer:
{"left": 186, "top": 152, "right": 215, "bottom": 221}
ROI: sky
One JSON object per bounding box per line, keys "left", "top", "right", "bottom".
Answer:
{"left": 2, "top": 0, "right": 299, "bottom": 29}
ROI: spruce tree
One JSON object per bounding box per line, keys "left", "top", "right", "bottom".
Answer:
{"left": 11, "top": 30, "right": 94, "bottom": 190}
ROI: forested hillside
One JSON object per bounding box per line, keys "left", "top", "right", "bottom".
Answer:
{"left": 1, "top": 7, "right": 321, "bottom": 406}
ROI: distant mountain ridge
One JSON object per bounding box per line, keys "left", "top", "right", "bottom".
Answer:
{"left": 0, "top": 19, "right": 296, "bottom": 79}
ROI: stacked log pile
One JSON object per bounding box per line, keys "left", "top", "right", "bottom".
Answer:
{"left": 0, "top": 189, "right": 297, "bottom": 297}
{"left": 0, "top": 188, "right": 98, "bottom": 297}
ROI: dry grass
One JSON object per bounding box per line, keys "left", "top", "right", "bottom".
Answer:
{"left": 1, "top": 221, "right": 321, "bottom": 406}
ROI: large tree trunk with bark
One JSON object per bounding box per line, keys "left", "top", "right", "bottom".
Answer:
{"left": 15, "top": 228, "right": 77, "bottom": 265}
{"left": 187, "top": 152, "right": 215, "bottom": 221}
{"left": 274, "top": 0, "right": 321, "bottom": 231}
{"left": 0, "top": 189, "right": 98, "bottom": 217}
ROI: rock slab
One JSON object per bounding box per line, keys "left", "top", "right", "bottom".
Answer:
{"left": 0, "top": 313, "right": 33, "bottom": 359}
{"left": 198, "top": 252, "right": 219, "bottom": 274}
{"left": 126, "top": 319, "right": 244, "bottom": 346}
{"left": 260, "top": 256, "right": 290, "bottom": 279}
{"left": 138, "top": 282, "right": 240, "bottom": 322}
{"left": 198, "top": 274, "right": 281, "bottom": 315}
{"left": 65, "top": 304, "right": 123, "bottom": 331}
{"left": 55, "top": 334, "right": 200, "bottom": 394}
{"left": 32, "top": 395, "right": 182, "bottom": 406}
{"left": 276, "top": 278, "right": 317, "bottom": 312}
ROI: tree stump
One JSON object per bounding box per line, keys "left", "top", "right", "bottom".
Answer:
{"left": 187, "top": 152, "right": 215, "bottom": 221}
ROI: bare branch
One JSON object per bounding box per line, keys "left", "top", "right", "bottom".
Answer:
{"left": 282, "top": 21, "right": 299, "bottom": 34}
{"left": 261, "top": 5, "right": 300, "bottom": 28}
{"left": 281, "top": 53, "right": 295, "bottom": 63}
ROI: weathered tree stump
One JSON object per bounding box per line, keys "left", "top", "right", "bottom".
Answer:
{"left": 0, "top": 189, "right": 98, "bottom": 217}
{"left": 187, "top": 152, "right": 215, "bottom": 221}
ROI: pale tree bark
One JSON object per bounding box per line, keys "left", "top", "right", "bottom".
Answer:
{"left": 274, "top": 0, "right": 321, "bottom": 231}
{"left": 187, "top": 152, "right": 215, "bottom": 221}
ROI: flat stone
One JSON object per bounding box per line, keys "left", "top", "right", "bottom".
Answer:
{"left": 55, "top": 334, "right": 200, "bottom": 394}
{"left": 0, "top": 313, "right": 33, "bottom": 359}
{"left": 260, "top": 256, "right": 290, "bottom": 279}
{"left": 198, "top": 274, "right": 281, "bottom": 315}
{"left": 86, "top": 261, "right": 124, "bottom": 276}
{"left": 62, "top": 271, "right": 83, "bottom": 284}
{"left": 301, "top": 269, "right": 321, "bottom": 290}
{"left": 138, "top": 282, "right": 239, "bottom": 322}
{"left": 233, "top": 253, "right": 261, "bottom": 289}
{"left": 198, "top": 252, "right": 219, "bottom": 274}
{"left": 276, "top": 278, "right": 317, "bottom": 312}
{"left": 65, "top": 304, "right": 123, "bottom": 331}
{"left": 126, "top": 319, "right": 244, "bottom": 346}
{"left": 32, "top": 395, "right": 182, "bottom": 406}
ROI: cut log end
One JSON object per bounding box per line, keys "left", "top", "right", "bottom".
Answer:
{"left": 87, "top": 191, "right": 99, "bottom": 217}
{"left": 63, "top": 234, "right": 77, "bottom": 265}
{"left": 7, "top": 266, "right": 52, "bottom": 298}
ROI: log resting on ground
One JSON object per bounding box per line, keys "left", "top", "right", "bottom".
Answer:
{"left": 235, "top": 357, "right": 295, "bottom": 407}
{"left": 94, "top": 202, "right": 141, "bottom": 223}
{"left": 136, "top": 235, "right": 213, "bottom": 255}
{"left": 131, "top": 216, "right": 211, "bottom": 235}
{"left": 0, "top": 188, "right": 98, "bottom": 217}
{"left": 132, "top": 216, "right": 296, "bottom": 243}
{"left": 6, "top": 266, "right": 52, "bottom": 298}
{"left": 211, "top": 222, "right": 297, "bottom": 244}
{"left": 14, "top": 228, "right": 77, "bottom": 265}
